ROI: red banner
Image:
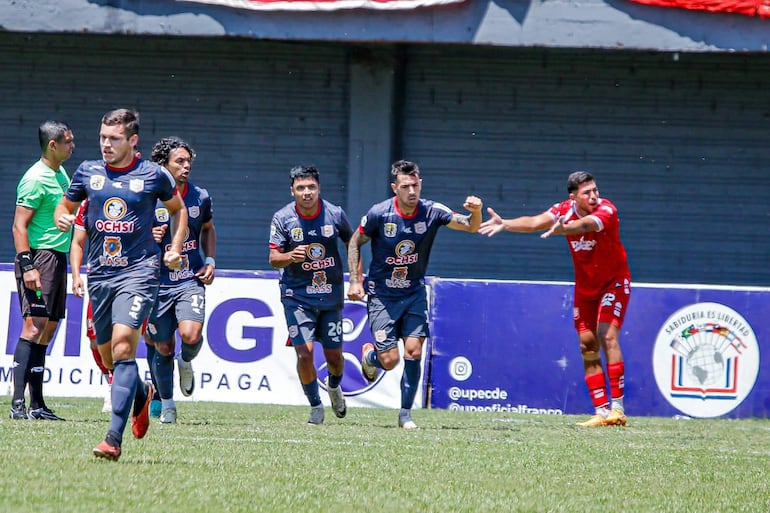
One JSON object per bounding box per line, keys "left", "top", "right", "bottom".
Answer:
{"left": 178, "top": 0, "right": 465, "bottom": 10}
{"left": 627, "top": 0, "right": 770, "bottom": 17}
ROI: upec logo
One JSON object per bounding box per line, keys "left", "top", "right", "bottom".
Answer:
{"left": 652, "top": 302, "right": 759, "bottom": 418}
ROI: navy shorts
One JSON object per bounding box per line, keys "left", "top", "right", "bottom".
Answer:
{"left": 282, "top": 296, "right": 343, "bottom": 350}
{"left": 147, "top": 281, "right": 206, "bottom": 342}
{"left": 367, "top": 288, "right": 429, "bottom": 352}
{"left": 88, "top": 258, "right": 160, "bottom": 345}
{"left": 15, "top": 249, "right": 67, "bottom": 321}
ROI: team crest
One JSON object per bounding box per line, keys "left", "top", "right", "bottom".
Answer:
{"left": 291, "top": 227, "right": 304, "bottom": 242}
{"left": 415, "top": 222, "right": 427, "bottom": 234}
{"left": 384, "top": 223, "right": 397, "bottom": 238}
{"left": 321, "top": 225, "right": 333, "bottom": 237}
{"left": 129, "top": 179, "right": 144, "bottom": 193}
{"left": 308, "top": 243, "right": 325, "bottom": 260}
{"left": 90, "top": 175, "right": 105, "bottom": 191}
{"left": 188, "top": 206, "right": 200, "bottom": 219}
{"left": 103, "top": 198, "right": 127, "bottom": 220}
{"left": 103, "top": 237, "right": 122, "bottom": 256}
{"left": 155, "top": 208, "right": 169, "bottom": 223}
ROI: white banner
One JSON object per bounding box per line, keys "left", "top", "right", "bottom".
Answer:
{"left": 0, "top": 268, "right": 424, "bottom": 410}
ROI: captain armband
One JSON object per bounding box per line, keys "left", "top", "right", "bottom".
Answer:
{"left": 17, "top": 251, "right": 36, "bottom": 273}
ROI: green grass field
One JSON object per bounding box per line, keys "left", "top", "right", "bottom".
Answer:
{"left": 1, "top": 397, "right": 768, "bottom": 513}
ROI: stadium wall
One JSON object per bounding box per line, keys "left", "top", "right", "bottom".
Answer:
{"left": 1, "top": 33, "right": 769, "bottom": 287}
{"left": 1, "top": 266, "right": 767, "bottom": 419}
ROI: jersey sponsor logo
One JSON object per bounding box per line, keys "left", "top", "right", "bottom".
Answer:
{"left": 169, "top": 255, "right": 195, "bottom": 282}
{"left": 129, "top": 179, "right": 144, "bottom": 193}
{"left": 301, "top": 257, "right": 336, "bottom": 271}
{"left": 385, "top": 240, "right": 418, "bottom": 266}
{"left": 306, "top": 271, "right": 332, "bottom": 294}
{"left": 570, "top": 236, "right": 596, "bottom": 252}
{"left": 188, "top": 206, "right": 200, "bottom": 218}
{"left": 386, "top": 266, "right": 411, "bottom": 288}
{"left": 96, "top": 198, "right": 135, "bottom": 233}
{"left": 100, "top": 236, "right": 128, "bottom": 267}
{"left": 384, "top": 223, "right": 397, "bottom": 237}
{"left": 414, "top": 222, "right": 427, "bottom": 234}
{"left": 290, "top": 227, "right": 303, "bottom": 242}
{"left": 103, "top": 198, "right": 127, "bottom": 220}
{"left": 321, "top": 225, "right": 333, "bottom": 237}
{"left": 90, "top": 175, "right": 105, "bottom": 190}
{"left": 155, "top": 208, "right": 170, "bottom": 223}
{"left": 652, "top": 302, "right": 759, "bottom": 418}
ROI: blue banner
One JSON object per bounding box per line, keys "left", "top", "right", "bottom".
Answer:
{"left": 429, "top": 280, "right": 769, "bottom": 419}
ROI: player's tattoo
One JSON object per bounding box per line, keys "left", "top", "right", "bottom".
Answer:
{"left": 452, "top": 213, "right": 471, "bottom": 227}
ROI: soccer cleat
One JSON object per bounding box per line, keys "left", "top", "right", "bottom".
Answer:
{"left": 603, "top": 408, "right": 627, "bottom": 426}
{"left": 93, "top": 440, "right": 121, "bottom": 461}
{"left": 398, "top": 411, "right": 419, "bottom": 430}
{"left": 326, "top": 379, "right": 347, "bottom": 419}
{"left": 149, "top": 399, "right": 162, "bottom": 418}
{"left": 576, "top": 414, "right": 607, "bottom": 427}
{"left": 28, "top": 407, "right": 65, "bottom": 421}
{"left": 160, "top": 408, "right": 177, "bottom": 424}
{"left": 360, "top": 343, "right": 378, "bottom": 383}
{"left": 176, "top": 355, "right": 195, "bottom": 397}
{"left": 10, "top": 400, "right": 27, "bottom": 420}
{"left": 308, "top": 404, "right": 325, "bottom": 425}
{"left": 132, "top": 382, "right": 154, "bottom": 439}
{"left": 102, "top": 384, "right": 112, "bottom": 413}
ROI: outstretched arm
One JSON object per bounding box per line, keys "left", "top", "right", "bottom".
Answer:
{"left": 478, "top": 208, "right": 554, "bottom": 237}
{"left": 540, "top": 215, "right": 600, "bottom": 239}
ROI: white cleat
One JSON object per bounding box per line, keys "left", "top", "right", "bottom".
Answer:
{"left": 176, "top": 355, "right": 195, "bottom": 397}
{"left": 308, "top": 404, "right": 325, "bottom": 425}
{"left": 326, "top": 379, "right": 347, "bottom": 419}
{"left": 160, "top": 408, "right": 177, "bottom": 424}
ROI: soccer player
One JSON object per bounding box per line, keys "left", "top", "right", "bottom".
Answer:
{"left": 9, "top": 120, "right": 75, "bottom": 421}
{"left": 478, "top": 170, "right": 630, "bottom": 427}
{"left": 145, "top": 136, "right": 217, "bottom": 424}
{"left": 54, "top": 108, "right": 188, "bottom": 461}
{"left": 348, "top": 160, "right": 483, "bottom": 429}
{"left": 70, "top": 200, "right": 113, "bottom": 413}
{"left": 269, "top": 165, "right": 353, "bottom": 425}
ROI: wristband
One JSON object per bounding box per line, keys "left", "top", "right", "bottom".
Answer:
{"left": 204, "top": 257, "right": 216, "bottom": 268}
{"left": 17, "top": 251, "right": 36, "bottom": 273}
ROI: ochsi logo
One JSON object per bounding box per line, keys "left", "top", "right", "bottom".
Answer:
{"left": 652, "top": 302, "right": 759, "bottom": 418}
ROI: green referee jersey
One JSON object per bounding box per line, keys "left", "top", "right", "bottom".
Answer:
{"left": 16, "top": 159, "right": 72, "bottom": 252}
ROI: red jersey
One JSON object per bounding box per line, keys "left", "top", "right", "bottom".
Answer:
{"left": 547, "top": 198, "right": 630, "bottom": 298}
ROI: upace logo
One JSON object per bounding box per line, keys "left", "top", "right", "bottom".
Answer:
{"left": 652, "top": 302, "right": 760, "bottom": 418}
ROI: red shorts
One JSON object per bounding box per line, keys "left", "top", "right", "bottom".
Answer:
{"left": 573, "top": 279, "right": 631, "bottom": 334}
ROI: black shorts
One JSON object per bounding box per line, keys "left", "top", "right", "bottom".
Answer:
{"left": 15, "top": 249, "right": 68, "bottom": 321}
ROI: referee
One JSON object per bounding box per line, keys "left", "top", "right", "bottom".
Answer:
{"left": 10, "top": 120, "right": 75, "bottom": 421}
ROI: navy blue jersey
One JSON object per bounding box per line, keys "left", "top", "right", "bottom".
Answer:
{"left": 360, "top": 197, "right": 453, "bottom": 299}
{"left": 65, "top": 158, "right": 176, "bottom": 277}
{"left": 154, "top": 181, "right": 213, "bottom": 287}
{"left": 269, "top": 199, "right": 353, "bottom": 307}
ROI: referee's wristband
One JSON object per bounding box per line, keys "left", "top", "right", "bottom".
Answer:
{"left": 17, "top": 251, "right": 36, "bottom": 273}
{"left": 204, "top": 257, "right": 216, "bottom": 268}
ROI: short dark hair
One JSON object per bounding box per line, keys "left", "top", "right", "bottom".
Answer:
{"left": 289, "top": 165, "right": 319, "bottom": 186}
{"left": 391, "top": 160, "right": 420, "bottom": 182}
{"left": 102, "top": 108, "right": 140, "bottom": 138}
{"left": 151, "top": 136, "right": 196, "bottom": 166}
{"left": 567, "top": 171, "right": 595, "bottom": 194}
{"left": 38, "top": 120, "right": 71, "bottom": 151}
